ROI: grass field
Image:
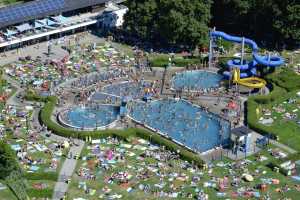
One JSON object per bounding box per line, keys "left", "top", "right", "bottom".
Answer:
{"left": 66, "top": 138, "right": 300, "bottom": 200}
{"left": 0, "top": 0, "right": 22, "bottom": 6}
{"left": 247, "top": 68, "right": 300, "bottom": 151}
{"left": 256, "top": 91, "right": 300, "bottom": 149}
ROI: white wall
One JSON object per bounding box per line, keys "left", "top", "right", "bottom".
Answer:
{"left": 102, "top": 7, "right": 128, "bottom": 28}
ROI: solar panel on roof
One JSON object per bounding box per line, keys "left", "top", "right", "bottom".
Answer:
{"left": 0, "top": 0, "right": 65, "bottom": 26}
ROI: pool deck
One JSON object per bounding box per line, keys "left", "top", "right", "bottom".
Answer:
{"left": 50, "top": 59, "right": 246, "bottom": 161}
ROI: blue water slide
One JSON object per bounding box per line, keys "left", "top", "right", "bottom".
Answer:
{"left": 210, "top": 31, "right": 284, "bottom": 67}
{"left": 226, "top": 59, "right": 257, "bottom": 78}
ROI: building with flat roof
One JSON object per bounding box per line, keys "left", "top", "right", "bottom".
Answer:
{"left": 0, "top": 0, "right": 127, "bottom": 51}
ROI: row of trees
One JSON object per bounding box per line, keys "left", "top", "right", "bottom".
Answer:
{"left": 212, "top": 0, "right": 300, "bottom": 49}
{"left": 0, "top": 141, "right": 20, "bottom": 179}
{"left": 123, "top": 0, "right": 300, "bottom": 50}
{"left": 123, "top": 0, "right": 211, "bottom": 50}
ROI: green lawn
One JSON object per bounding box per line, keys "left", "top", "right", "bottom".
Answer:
{"left": 67, "top": 139, "right": 205, "bottom": 200}
{"left": 26, "top": 180, "right": 55, "bottom": 199}
{"left": 0, "top": 181, "right": 18, "bottom": 200}
{"left": 66, "top": 138, "right": 300, "bottom": 200}
{"left": 149, "top": 53, "right": 202, "bottom": 68}
{"left": 256, "top": 91, "right": 300, "bottom": 148}
{"left": 247, "top": 68, "right": 300, "bottom": 151}
{"left": 0, "top": 0, "right": 22, "bottom": 6}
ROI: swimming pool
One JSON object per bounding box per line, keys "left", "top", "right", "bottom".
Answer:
{"left": 58, "top": 105, "right": 119, "bottom": 130}
{"left": 172, "top": 70, "right": 223, "bottom": 91}
{"left": 128, "top": 99, "right": 230, "bottom": 152}
{"left": 102, "top": 81, "right": 151, "bottom": 99}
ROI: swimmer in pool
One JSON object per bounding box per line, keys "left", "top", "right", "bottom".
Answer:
{"left": 204, "top": 123, "right": 208, "bottom": 129}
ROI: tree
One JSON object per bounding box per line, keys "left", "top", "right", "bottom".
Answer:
{"left": 123, "top": 0, "right": 212, "bottom": 50}
{"left": 211, "top": 0, "right": 300, "bottom": 49}
{"left": 0, "top": 141, "right": 20, "bottom": 179}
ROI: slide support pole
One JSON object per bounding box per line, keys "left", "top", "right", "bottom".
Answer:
{"left": 208, "top": 35, "right": 213, "bottom": 69}
{"left": 241, "top": 37, "right": 245, "bottom": 65}
{"left": 208, "top": 27, "right": 216, "bottom": 69}
{"left": 268, "top": 52, "right": 271, "bottom": 67}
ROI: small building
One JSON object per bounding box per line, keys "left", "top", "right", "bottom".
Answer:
{"left": 99, "top": 2, "right": 128, "bottom": 28}
{"left": 231, "top": 126, "right": 253, "bottom": 154}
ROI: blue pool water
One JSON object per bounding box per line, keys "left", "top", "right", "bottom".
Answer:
{"left": 172, "top": 70, "right": 223, "bottom": 91}
{"left": 129, "top": 99, "right": 230, "bottom": 152}
{"left": 103, "top": 81, "right": 151, "bottom": 99}
{"left": 64, "top": 105, "right": 119, "bottom": 129}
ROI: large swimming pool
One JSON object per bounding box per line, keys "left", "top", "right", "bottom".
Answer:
{"left": 172, "top": 70, "right": 223, "bottom": 91}
{"left": 128, "top": 99, "right": 230, "bottom": 152}
{"left": 102, "top": 81, "right": 151, "bottom": 99}
{"left": 59, "top": 105, "right": 119, "bottom": 130}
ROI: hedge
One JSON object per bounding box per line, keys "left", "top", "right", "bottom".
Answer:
{"left": 246, "top": 68, "right": 300, "bottom": 140}
{"left": 246, "top": 88, "right": 296, "bottom": 139}
{"left": 266, "top": 68, "right": 300, "bottom": 92}
{"left": 36, "top": 96, "right": 205, "bottom": 167}
{"left": 251, "top": 84, "right": 287, "bottom": 104}
{"left": 27, "top": 188, "right": 53, "bottom": 198}
{"left": 24, "top": 90, "right": 48, "bottom": 102}
{"left": 24, "top": 172, "right": 58, "bottom": 181}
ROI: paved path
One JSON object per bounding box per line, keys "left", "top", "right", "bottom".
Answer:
{"left": 31, "top": 106, "right": 85, "bottom": 200}
{"left": 4, "top": 67, "right": 86, "bottom": 200}
{"left": 3, "top": 74, "right": 23, "bottom": 106}
{"left": 0, "top": 32, "right": 106, "bottom": 66}
{"left": 53, "top": 140, "right": 84, "bottom": 200}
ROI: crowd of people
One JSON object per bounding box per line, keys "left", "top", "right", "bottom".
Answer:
{"left": 128, "top": 98, "right": 230, "bottom": 153}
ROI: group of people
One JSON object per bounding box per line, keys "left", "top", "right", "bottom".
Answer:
{"left": 73, "top": 136, "right": 210, "bottom": 200}
{"left": 128, "top": 98, "right": 230, "bottom": 153}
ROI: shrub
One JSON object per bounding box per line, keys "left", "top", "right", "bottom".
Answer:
{"left": 246, "top": 68, "right": 300, "bottom": 140}
{"left": 0, "top": 141, "right": 21, "bottom": 179}
{"left": 31, "top": 95, "right": 205, "bottom": 167}
{"left": 266, "top": 68, "right": 300, "bottom": 92}
{"left": 24, "top": 172, "right": 58, "bottom": 181}
{"left": 253, "top": 84, "right": 287, "bottom": 104}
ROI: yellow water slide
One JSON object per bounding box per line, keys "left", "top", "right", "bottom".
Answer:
{"left": 232, "top": 68, "right": 266, "bottom": 89}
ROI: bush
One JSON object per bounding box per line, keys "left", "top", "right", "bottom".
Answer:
{"left": 266, "top": 68, "right": 300, "bottom": 92}
{"left": 0, "top": 141, "right": 21, "bottom": 179}
{"left": 36, "top": 96, "right": 205, "bottom": 167}
{"left": 24, "top": 172, "right": 58, "bottom": 181}
{"left": 27, "top": 188, "right": 53, "bottom": 198}
{"left": 246, "top": 68, "right": 300, "bottom": 140}
{"left": 24, "top": 89, "right": 48, "bottom": 102}
{"left": 252, "top": 84, "right": 287, "bottom": 104}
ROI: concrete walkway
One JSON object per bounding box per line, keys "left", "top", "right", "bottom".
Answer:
{"left": 53, "top": 140, "right": 84, "bottom": 200}
{"left": 4, "top": 68, "right": 85, "bottom": 200}
{"left": 3, "top": 74, "right": 23, "bottom": 106}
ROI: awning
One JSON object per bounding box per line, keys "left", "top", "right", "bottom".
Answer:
{"left": 36, "top": 19, "right": 57, "bottom": 27}
{"left": 36, "top": 19, "right": 48, "bottom": 26}
{"left": 15, "top": 23, "right": 32, "bottom": 32}
{"left": 3, "top": 29, "right": 17, "bottom": 37}
{"left": 34, "top": 21, "right": 44, "bottom": 29}
{"left": 51, "top": 15, "right": 69, "bottom": 24}
{"left": 46, "top": 19, "right": 57, "bottom": 26}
